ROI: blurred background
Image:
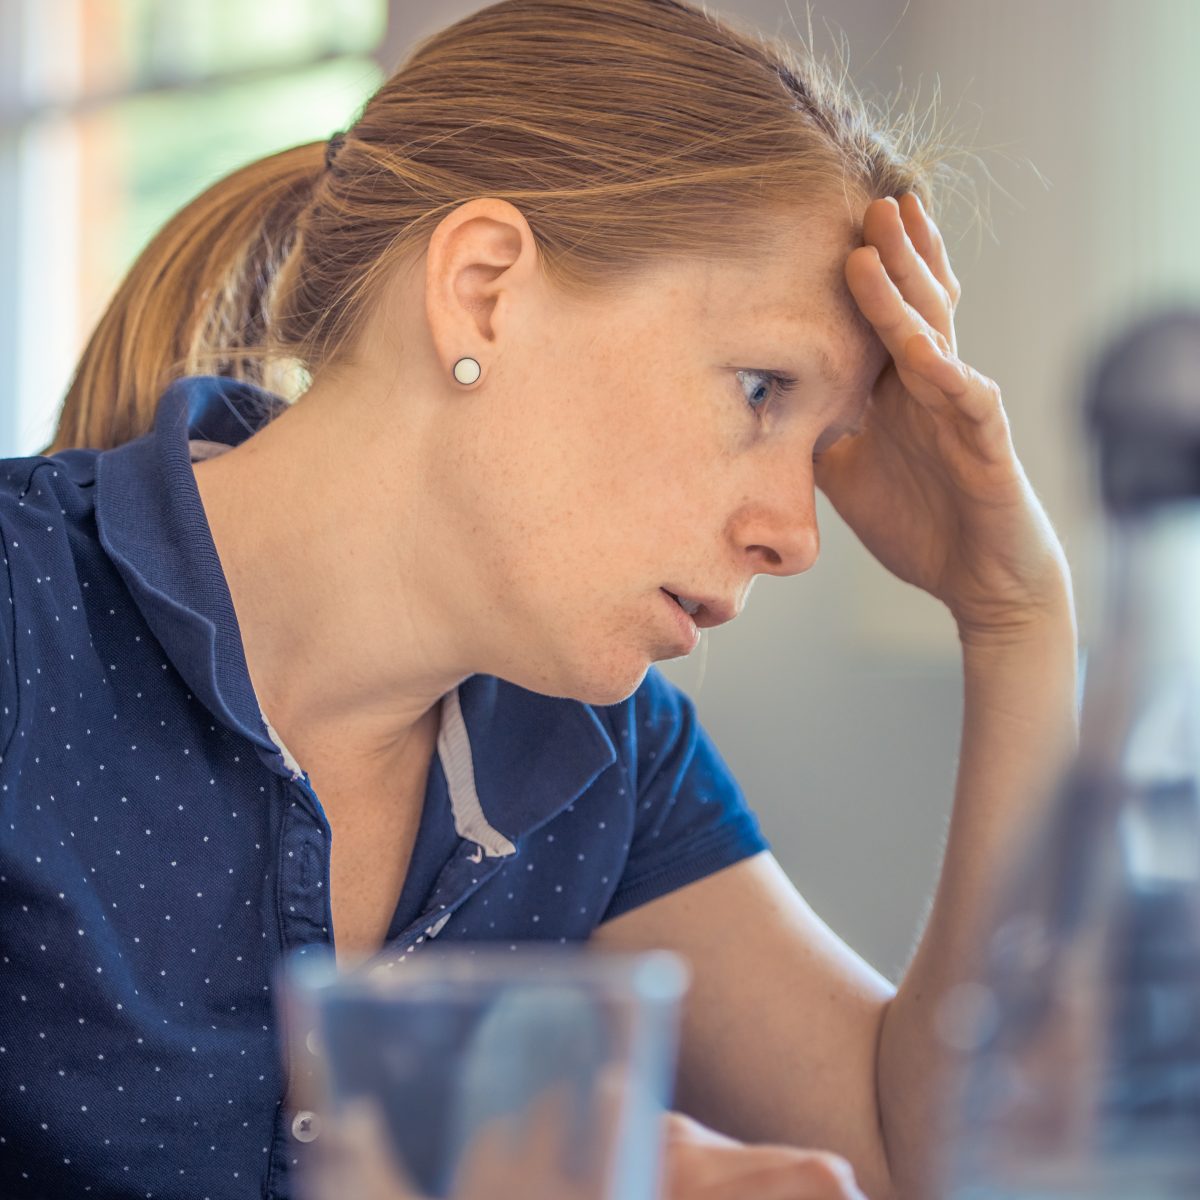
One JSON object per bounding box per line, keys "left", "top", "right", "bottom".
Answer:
{"left": 1, "top": 0, "right": 1196, "bottom": 980}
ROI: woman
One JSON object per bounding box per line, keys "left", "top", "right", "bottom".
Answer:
{"left": 0, "top": 1, "right": 1079, "bottom": 1197}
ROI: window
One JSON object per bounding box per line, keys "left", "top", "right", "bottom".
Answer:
{"left": 0, "top": 0, "right": 390, "bottom": 456}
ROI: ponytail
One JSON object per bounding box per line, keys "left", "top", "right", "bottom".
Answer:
{"left": 45, "top": 141, "right": 327, "bottom": 453}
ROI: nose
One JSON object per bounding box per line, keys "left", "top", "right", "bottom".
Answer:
{"left": 731, "top": 471, "right": 821, "bottom": 578}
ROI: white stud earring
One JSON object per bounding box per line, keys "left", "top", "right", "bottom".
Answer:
{"left": 452, "top": 357, "right": 481, "bottom": 386}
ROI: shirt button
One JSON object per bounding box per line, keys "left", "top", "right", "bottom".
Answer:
{"left": 291, "top": 1110, "right": 321, "bottom": 1143}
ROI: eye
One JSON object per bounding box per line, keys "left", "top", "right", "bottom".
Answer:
{"left": 736, "top": 368, "right": 799, "bottom": 419}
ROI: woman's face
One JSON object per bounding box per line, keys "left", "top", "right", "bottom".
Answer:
{"left": 387, "top": 199, "right": 892, "bottom": 706}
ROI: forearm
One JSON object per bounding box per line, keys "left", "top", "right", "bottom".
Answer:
{"left": 873, "top": 598, "right": 1081, "bottom": 1200}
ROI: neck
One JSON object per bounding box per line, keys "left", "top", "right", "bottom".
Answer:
{"left": 190, "top": 393, "right": 473, "bottom": 779}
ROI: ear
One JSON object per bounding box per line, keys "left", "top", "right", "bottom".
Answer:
{"left": 424, "top": 197, "right": 541, "bottom": 381}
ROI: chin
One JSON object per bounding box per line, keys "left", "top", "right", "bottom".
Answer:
{"left": 572, "top": 634, "right": 661, "bottom": 705}
{"left": 508, "top": 645, "right": 650, "bottom": 708}
{"left": 569, "top": 667, "right": 649, "bottom": 707}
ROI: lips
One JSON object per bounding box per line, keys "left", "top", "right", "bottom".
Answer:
{"left": 660, "top": 588, "right": 739, "bottom": 630}
{"left": 663, "top": 590, "right": 701, "bottom": 616}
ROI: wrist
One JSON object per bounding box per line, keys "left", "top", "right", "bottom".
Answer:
{"left": 949, "top": 545, "right": 1077, "bottom": 651}
{"left": 954, "top": 578, "right": 1077, "bottom": 655}
{"left": 957, "top": 607, "right": 1077, "bottom": 654}
{"left": 957, "top": 602, "right": 1081, "bottom": 742}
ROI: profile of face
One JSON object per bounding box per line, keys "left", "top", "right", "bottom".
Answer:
{"left": 363, "top": 198, "right": 892, "bottom": 708}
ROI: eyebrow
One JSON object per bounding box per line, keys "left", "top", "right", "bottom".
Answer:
{"left": 804, "top": 341, "right": 842, "bottom": 386}
{"left": 786, "top": 329, "right": 870, "bottom": 440}
{"left": 763, "top": 309, "right": 858, "bottom": 385}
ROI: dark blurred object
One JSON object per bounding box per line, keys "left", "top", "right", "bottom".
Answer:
{"left": 1088, "top": 309, "right": 1200, "bottom": 511}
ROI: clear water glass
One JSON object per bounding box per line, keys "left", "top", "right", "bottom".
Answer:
{"left": 281, "top": 945, "right": 690, "bottom": 1200}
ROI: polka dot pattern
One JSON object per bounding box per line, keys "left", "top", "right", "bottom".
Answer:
{"left": 0, "top": 376, "right": 770, "bottom": 1198}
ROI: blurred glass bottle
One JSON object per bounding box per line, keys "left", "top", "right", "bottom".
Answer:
{"left": 938, "top": 307, "right": 1200, "bottom": 1199}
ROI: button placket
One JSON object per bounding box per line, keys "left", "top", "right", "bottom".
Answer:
{"left": 382, "top": 844, "right": 511, "bottom": 963}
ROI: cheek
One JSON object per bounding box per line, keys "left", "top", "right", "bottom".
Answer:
{"left": 462, "top": 369, "right": 718, "bottom": 598}
{"left": 572, "top": 373, "right": 715, "bottom": 497}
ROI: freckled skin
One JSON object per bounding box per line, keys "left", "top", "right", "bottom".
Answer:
{"left": 192, "top": 197, "right": 890, "bottom": 776}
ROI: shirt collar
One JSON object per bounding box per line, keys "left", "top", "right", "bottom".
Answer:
{"left": 93, "top": 374, "right": 616, "bottom": 845}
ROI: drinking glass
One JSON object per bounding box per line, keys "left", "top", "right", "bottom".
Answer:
{"left": 281, "top": 945, "right": 690, "bottom": 1200}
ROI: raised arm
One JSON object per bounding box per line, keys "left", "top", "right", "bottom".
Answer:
{"left": 594, "top": 191, "right": 1080, "bottom": 1200}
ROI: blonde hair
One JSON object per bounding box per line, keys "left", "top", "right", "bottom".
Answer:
{"left": 46, "top": 0, "right": 973, "bottom": 454}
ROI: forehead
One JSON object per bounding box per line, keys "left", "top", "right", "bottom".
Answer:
{"left": 673, "top": 215, "right": 886, "bottom": 376}
{"left": 753, "top": 299, "right": 882, "bottom": 384}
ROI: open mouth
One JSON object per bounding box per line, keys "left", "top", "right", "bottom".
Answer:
{"left": 662, "top": 589, "right": 702, "bottom": 616}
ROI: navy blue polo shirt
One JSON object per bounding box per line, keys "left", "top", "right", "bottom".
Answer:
{"left": 0, "top": 375, "right": 770, "bottom": 1199}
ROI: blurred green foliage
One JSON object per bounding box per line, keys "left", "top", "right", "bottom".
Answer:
{"left": 87, "top": 0, "right": 385, "bottom": 297}
{"left": 106, "top": 58, "right": 383, "bottom": 284}
{"left": 118, "top": 0, "right": 385, "bottom": 81}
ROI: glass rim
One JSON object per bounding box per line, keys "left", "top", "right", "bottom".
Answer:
{"left": 283, "top": 944, "right": 691, "bottom": 1003}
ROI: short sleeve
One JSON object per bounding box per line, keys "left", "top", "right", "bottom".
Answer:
{"left": 601, "top": 666, "right": 770, "bottom": 922}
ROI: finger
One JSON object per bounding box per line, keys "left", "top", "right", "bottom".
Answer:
{"left": 900, "top": 191, "right": 962, "bottom": 314}
{"left": 666, "top": 1140, "right": 866, "bottom": 1198}
{"left": 905, "top": 331, "right": 1009, "bottom": 433}
{"left": 861, "top": 196, "right": 956, "bottom": 355}
{"left": 729, "top": 1157, "right": 869, "bottom": 1200}
{"left": 845, "top": 246, "right": 1001, "bottom": 433}
{"left": 663, "top": 1109, "right": 742, "bottom": 1150}
{"left": 844, "top": 246, "right": 956, "bottom": 408}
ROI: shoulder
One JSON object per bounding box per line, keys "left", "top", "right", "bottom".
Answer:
{"left": 589, "top": 666, "right": 770, "bottom": 923}
{"left": 0, "top": 449, "right": 101, "bottom": 558}
{"left": 0, "top": 448, "right": 103, "bottom": 616}
{"left": 0, "top": 450, "right": 104, "bottom": 751}
{"left": 0, "top": 448, "right": 99, "bottom": 508}
{"left": 0, "top": 450, "right": 101, "bottom": 563}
